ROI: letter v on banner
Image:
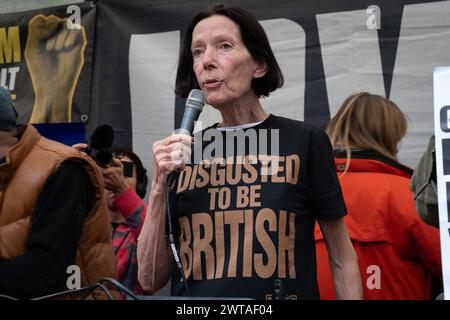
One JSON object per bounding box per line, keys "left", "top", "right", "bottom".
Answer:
{"left": 433, "top": 66, "right": 450, "bottom": 299}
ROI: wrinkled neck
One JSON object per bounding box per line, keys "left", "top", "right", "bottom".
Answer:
{"left": 217, "top": 93, "right": 268, "bottom": 127}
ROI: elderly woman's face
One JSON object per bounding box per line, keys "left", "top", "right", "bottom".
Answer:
{"left": 191, "top": 15, "right": 265, "bottom": 107}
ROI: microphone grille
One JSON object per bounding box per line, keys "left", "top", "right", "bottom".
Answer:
{"left": 186, "top": 89, "right": 205, "bottom": 111}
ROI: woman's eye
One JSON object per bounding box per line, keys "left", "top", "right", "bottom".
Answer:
{"left": 220, "top": 43, "right": 232, "bottom": 50}
{"left": 192, "top": 49, "right": 203, "bottom": 57}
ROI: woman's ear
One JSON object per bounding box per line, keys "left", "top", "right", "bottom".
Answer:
{"left": 253, "top": 60, "right": 267, "bottom": 79}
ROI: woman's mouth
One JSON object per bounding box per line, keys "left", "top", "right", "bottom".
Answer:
{"left": 203, "top": 79, "right": 222, "bottom": 89}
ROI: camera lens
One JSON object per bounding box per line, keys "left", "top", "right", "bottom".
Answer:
{"left": 94, "top": 148, "right": 113, "bottom": 167}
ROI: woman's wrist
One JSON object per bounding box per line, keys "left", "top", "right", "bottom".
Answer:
{"left": 151, "top": 174, "right": 167, "bottom": 195}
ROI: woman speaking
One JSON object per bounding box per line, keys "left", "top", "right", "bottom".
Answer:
{"left": 137, "top": 4, "right": 362, "bottom": 300}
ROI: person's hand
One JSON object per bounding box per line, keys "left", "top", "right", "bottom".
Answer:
{"left": 25, "top": 14, "right": 87, "bottom": 123}
{"left": 152, "top": 134, "right": 192, "bottom": 186}
{"left": 101, "top": 158, "right": 129, "bottom": 196}
{"left": 72, "top": 143, "right": 128, "bottom": 196}
{"left": 72, "top": 143, "right": 88, "bottom": 151}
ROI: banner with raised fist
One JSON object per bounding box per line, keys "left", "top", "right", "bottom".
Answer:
{"left": 0, "top": 2, "right": 95, "bottom": 124}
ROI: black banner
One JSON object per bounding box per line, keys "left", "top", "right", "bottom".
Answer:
{"left": 92, "top": 0, "right": 450, "bottom": 170}
{"left": 0, "top": 1, "right": 95, "bottom": 124}
{"left": 2, "top": 0, "right": 450, "bottom": 169}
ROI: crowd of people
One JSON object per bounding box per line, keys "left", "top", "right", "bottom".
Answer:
{"left": 0, "top": 4, "right": 442, "bottom": 300}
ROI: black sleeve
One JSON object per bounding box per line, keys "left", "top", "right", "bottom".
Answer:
{"left": 307, "top": 129, "right": 347, "bottom": 220}
{"left": 0, "top": 161, "right": 94, "bottom": 299}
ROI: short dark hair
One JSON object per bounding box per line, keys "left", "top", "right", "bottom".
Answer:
{"left": 111, "top": 145, "right": 148, "bottom": 198}
{"left": 175, "top": 4, "right": 284, "bottom": 98}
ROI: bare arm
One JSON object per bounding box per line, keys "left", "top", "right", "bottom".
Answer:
{"left": 137, "top": 135, "right": 192, "bottom": 293}
{"left": 136, "top": 174, "right": 173, "bottom": 293}
{"left": 319, "top": 217, "right": 363, "bottom": 300}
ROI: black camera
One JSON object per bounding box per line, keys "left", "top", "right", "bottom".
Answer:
{"left": 86, "top": 124, "right": 114, "bottom": 167}
{"left": 85, "top": 125, "right": 133, "bottom": 177}
{"left": 121, "top": 160, "right": 134, "bottom": 178}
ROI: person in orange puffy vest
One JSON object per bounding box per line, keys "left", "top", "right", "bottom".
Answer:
{"left": 315, "top": 92, "right": 442, "bottom": 300}
{"left": 0, "top": 86, "right": 117, "bottom": 299}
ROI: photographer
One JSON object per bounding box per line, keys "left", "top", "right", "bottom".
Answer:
{"left": 74, "top": 143, "right": 148, "bottom": 295}
{"left": 106, "top": 146, "right": 148, "bottom": 295}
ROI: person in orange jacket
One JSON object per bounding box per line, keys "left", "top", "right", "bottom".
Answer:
{"left": 315, "top": 92, "right": 442, "bottom": 299}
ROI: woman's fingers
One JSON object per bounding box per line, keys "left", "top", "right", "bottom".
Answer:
{"left": 152, "top": 134, "right": 193, "bottom": 175}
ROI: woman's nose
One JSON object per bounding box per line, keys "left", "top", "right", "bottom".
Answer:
{"left": 202, "top": 47, "right": 217, "bottom": 69}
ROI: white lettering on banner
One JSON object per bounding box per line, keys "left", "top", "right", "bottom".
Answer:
{"left": 0, "top": 26, "right": 20, "bottom": 98}
{"left": 318, "top": 1, "right": 450, "bottom": 167}
{"left": 317, "top": 9, "right": 386, "bottom": 124}
{"left": 245, "top": 19, "right": 305, "bottom": 121}
{"left": 0, "top": 66, "right": 19, "bottom": 91}
{"left": 129, "top": 30, "right": 180, "bottom": 182}
{"left": 433, "top": 66, "right": 450, "bottom": 300}
{"left": 390, "top": 1, "right": 450, "bottom": 167}
{"left": 129, "top": 2, "right": 450, "bottom": 182}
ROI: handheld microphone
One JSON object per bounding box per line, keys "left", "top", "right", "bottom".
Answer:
{"left": 177, "top": 89, "right": 205, "bottom": 136}
{"left": 167, "top": 89, "right": 204, "bottom": 297}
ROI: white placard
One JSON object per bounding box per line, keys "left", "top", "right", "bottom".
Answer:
{"left": 433, "top": 66, "right": 450, "bottom": 299}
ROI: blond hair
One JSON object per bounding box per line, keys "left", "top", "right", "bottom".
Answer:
{"left": 327, "top": 92, "right": 407, "bottom": 171}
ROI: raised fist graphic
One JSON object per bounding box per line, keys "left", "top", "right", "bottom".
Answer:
{"left": 25, "top": 14, "right": 86, "bottom": 123}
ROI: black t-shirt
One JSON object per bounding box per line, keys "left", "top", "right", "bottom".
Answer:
{"left": 170, "top": 114, "right": 346, "bottom": 300}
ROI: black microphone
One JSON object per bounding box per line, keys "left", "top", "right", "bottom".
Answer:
{"left": 167, "top": 89, "right": 205, "bottom": 182}
{"left": 177, "top": 89, "right": 205, "bottom": 136}
{"left": 167, "top": 89, "right": 204, "bottom": 181}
